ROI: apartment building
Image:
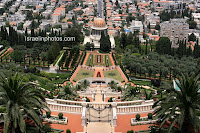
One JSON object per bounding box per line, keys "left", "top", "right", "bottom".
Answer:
{"left": 192, "top": 13, "right": 200, "bottom": 29}
{"left": 130, "top": 20, "right": 143, "bottom": 33}
{"left": 160, "top": 19, "right": 189, "bottom": 45}
{"left": 151, "top": 0, "right": 181, "bottom": 12}
{"left": 52, "top": 7, "right": 65, "bottom": 23}
{"left": 145, "top": 13, "right": 160, "bottom": 29}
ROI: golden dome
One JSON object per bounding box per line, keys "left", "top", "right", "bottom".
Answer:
{"left": 93, "top": 18, "right": 106, "bottom": 27}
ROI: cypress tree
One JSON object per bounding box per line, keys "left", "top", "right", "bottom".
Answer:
{"left": 100, "top": 32, "right": 111, "bottom": 52}
{"left": 193, "top": 43, "right": 200, "bottom": 58}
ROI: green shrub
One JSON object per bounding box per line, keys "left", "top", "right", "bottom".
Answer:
{"left": 58, "top": 113, "right": 63, "bottom": 119}
{"left": 42, "top": 124, "right": 52, "bottom": 132}
{"left": 0, "top": 107, "right": 6, "bottom": 113}
{"left": 148, "top": 113, "right": 153, "bottom": 119}
{"left": 82, "top": 72, "right": 89, "bottom": 76}
{"left": 136, "top": 114, "right": 140, "bottom": 121}
{"left": 108, "top": 72, "right": 116, "bottom": 76}
{"left": 46, "top": 111, "right": 51, "bottom": 118}
{"left": 66, "top": 129, "right": 71, "bottom": 133}
{"left": 127, "top": 130, "right": 134, "bottom": 133}
{"left": 86, "top": 97, "right": 90, "bottom": 102}
{"left": 108, "top": 97, "right": 113, "bottom": 102}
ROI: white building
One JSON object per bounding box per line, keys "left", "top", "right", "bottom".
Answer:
{"left": 151, "top": 0, "right": 181, "bottom": 11}
{"left": 130, "top": 20, "right": 143, "bottom": 33}
{"left": 145, "top": 13, "right": 160, "bottom": 29}
{"left": 192, "top": 13, "right": 200, "bottom": 29}
{"left": 52, "top": 7, "right": 65, "bottom": 23}
{"left": 84, "top": 18, "right": 115, "bottom": 49}
{"left": 160, "top": 19, "right": 189, "bottom": 45}
{"left": 39, "top": 22, "right": 50, "bottom": 30}
{"left": 23, "top": 21, "right": 32, "bottom": 30}
{"left": 42, "top": 10, "right": 52, "bottom": 18}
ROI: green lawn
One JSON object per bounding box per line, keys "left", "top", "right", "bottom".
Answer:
{"left": 95, "top": 55, "right": 103, "bottom": 64}
{"left": 85, "top": 54, "right": 113, "bottom": 66}
{"left": 104, "top": 55, "right": 112, "bottom": 66}
{"left": 131, "top": 80, "right": 151, "bottom": 86}
{"left": 103, "top": 69, "right": 124, "bottom": 82}
{"left": 73, "top": 68, "right": 94, "bottom": 81}
{"left": 86, "top": 54, "right": 93, "bottom": 66}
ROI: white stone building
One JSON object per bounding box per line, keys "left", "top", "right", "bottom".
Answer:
{"left": 23, "top": 21, "right": 32, "bottom": 30}
{"left": 192, "top": 13, "right": 200, "bottom": 29}
{"left": 160, "top": 19, "right": 189, "bottom": 45}
{"left": 130, "top": 20, "right": 143, "bottom": 33}
{"left": 84, "top": 18, "right": 115, "bottom": 49}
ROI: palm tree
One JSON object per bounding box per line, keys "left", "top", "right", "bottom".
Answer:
{"left": 153, "top": 74, "right": 200, "bottom": 133}
{"left": 59, "top": 83, "right": 78, "bottom": 100}
{"left": 0, "top": 73, "right": 49, "bottom": 133}
{"left": 143, "top": 89, "right": 153, "bottom": 100}
{"left": 108, "top": 80, "right": 117, "bottom": 90}
{"left": 81, "top": 80, "right": 90, "bottom": 89}
{"left": 122, "top": 85, "right": 140, "bottom": 101}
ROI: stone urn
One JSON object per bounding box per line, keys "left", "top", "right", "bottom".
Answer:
{"left": 53, "top": 94, "right": 58, "bottom": 99}
{"left": 153, "top": 96, "right": 158, "bottom": 102}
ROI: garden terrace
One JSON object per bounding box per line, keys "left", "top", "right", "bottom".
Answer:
{"left": 72, "top": 68, "right": 95, "bottom": 82}
{"left": 77, "top": 77, "right": 121, "bottom": 85}
{"left": 53, "top": 50, "right": 65, "bottom": 66}
{"left": 58, "top": 49, "right": 68, "bottom": 69}
{"left": 85, "top": 52, "right": 114, "bottom": 66}
{"left": 63, "top": 48, "right": 83, "bottom": 70}
{"left": 103, "top": 69, "right": 124, "bottom": 82}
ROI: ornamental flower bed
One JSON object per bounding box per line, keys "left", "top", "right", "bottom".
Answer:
{"left": 43, "top": 115, "right": 68, "bottom": 125}
{"left": 131, "top": 116, "right": 158, "bottom": 126}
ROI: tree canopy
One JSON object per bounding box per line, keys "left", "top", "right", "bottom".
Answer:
{"left": 156, "top": 37, "right": 171, "bottom": 55}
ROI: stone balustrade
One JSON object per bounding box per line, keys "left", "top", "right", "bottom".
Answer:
{"left": 117, "top": 100, "right": 145, "bottom": 106}
{"left": 46, "top": 98, "right": 154, "bottom": 115}
{"left": 117, "top": 103, "right": 154, "bottom": 114}
{"left": 87, "top": 102, "right": 112, "bottom": 108}
{"left": 54, "top": 99, "right": 82, "bottom": 106}
{"left": 46, "top": 98, "right": 82, "bottom": 114}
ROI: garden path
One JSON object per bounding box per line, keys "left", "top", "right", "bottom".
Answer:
{"left": 82, "top": 52, "right": 90, "bottom": 65}
{"left": 109, "top": 53, "right": 115, "bottom": 66}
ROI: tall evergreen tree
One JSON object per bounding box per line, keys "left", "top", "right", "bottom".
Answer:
{"left": 186, "top": 46, "right": 192, "bottom": 56}
{"left": 193, "top": 43, "right": 200, "bottom": 58}
{"left": 100, "top": 32, "right": 111, "bottom": 52}
{"left": 156, "top": 37, "right": 171, "bottom": 55}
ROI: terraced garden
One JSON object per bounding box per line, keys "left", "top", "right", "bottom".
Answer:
{"left": 103, "top": 69, "right": 124, "bottom": 82}
{"left": 85, "top": 54, "right": 112, "bottom": 66}
{"left": 73, "top": 68, "right": 95, "bottom": 82}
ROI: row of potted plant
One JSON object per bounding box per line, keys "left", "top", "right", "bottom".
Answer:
{"left": 131, "top": 113, "right": 158, "bottom": 125}
{"left": 43, "top": 112, "right": 68, "bottom": 124}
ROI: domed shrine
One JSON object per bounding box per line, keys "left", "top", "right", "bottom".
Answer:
{"left": 84, "top": 17, "right": 115, "bottom": 49}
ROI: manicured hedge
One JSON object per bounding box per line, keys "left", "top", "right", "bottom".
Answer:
{"left": 112, "top": 53, "right": 117, "bottom": 65}
{"left": 58, "top": 50, "right": 68, "bottom": 69}
{"left": 81, "top": 51, "right": 86, "bottom": 65}
{"left": 71, "top": 50, "right": 80, "bottom": 67}
{"left": 65, "top": 49, "right": 74, "bottom": 69}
